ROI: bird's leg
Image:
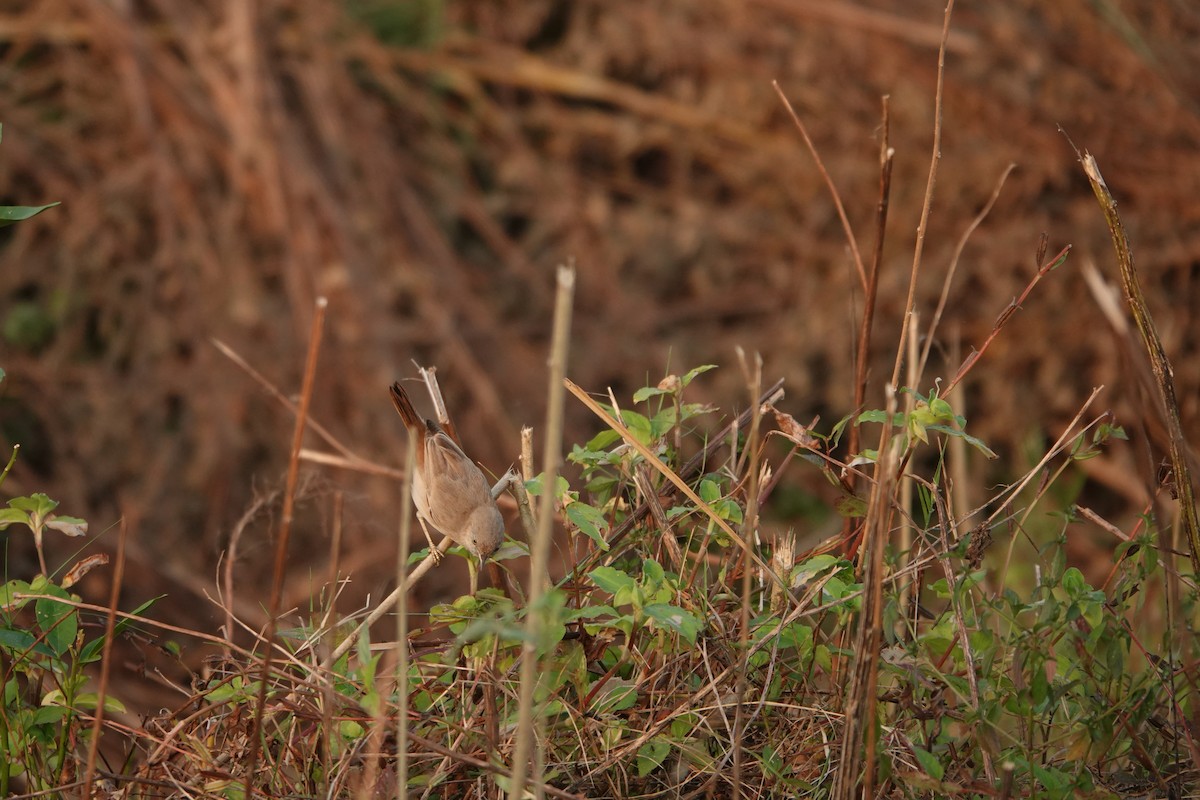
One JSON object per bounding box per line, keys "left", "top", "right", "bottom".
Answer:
{"left": 417, "top": 517, "right": 443, "bottom": 565}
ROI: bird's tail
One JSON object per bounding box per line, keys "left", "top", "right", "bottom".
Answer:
{"left": 388, "top": 382, "right": 423, "bottom": 431}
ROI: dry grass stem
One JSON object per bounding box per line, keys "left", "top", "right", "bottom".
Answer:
{"left": 509, "top": 265, "right": 576, "bottom": 800}
{"left": 1082, "top": 153, "right": 1200, "bottom": 574}
{"left": 245, "top": 297, "right": 327, "bottom": 798}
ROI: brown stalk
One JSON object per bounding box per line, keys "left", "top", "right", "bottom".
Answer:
{"left": 773, "top": 81, "right": 867, "bottom": 291}
{"left": 837, "top": 3, "right": 956, "bottom": 797}
{"left": 917, "top": 162, "right": 1016, "bottom": 381}
{"left": 731, "top": 349, "right": 764, "bottom": 797}
{"left": 244, "top": 296, "right": 327, "bottom": 799}
{"left": 395, "top": 428, "right": 416, "bottom": 797}
{"left": 221, "top": 487, "right": 282, "bottom": 658}
{"left": 846, "top": 95, "right": 894, "bottom": 506}
{"left": 944, "top": 240, "right": 1071, "bottom": 395}
{"left": 82, "top": 512, "right": 130, "bottom": 799}
{"left": 212, "top": 337, "right": 363, "bottom": 463}
{"left": 321, "top": 491, "right": 343, "bottom": 796}
{"left": 1081, "top": 153, "right": 1200, "bottom": 574}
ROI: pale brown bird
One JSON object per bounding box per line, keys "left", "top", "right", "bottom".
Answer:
{"left": 389, "top": 382, "right": 504, "bottom": 592}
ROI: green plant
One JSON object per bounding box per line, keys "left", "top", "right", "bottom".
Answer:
{"left": 0, "top": 124, "right": 59, "bottom": 228}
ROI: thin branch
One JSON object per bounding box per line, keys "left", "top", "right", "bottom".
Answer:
{"left": 773, "top": 81, "right": 867, "bottom": 291}
{"left": 244, "top": 296, "right": 327, "bottom": 800}
{"left": 212, "top": 337, "right": 362, "bottom": 462}
{"left": 847, "top": 95, "right": 893, "bottom": 497}
{"left": 917, "top": 162, "right": 1016, "bottom": 380}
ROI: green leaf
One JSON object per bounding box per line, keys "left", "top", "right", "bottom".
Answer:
{"left": 593, "top": 678, "right": 638, "bottom": 713}
{"left": 698, "top": 478, "right": 721, "bottom": 504}
{"left": 925, "top": 424, "right": 998, "bottom": 459}
{"left": 670, "top": 712, "right": 699, "bottom": 738}
{"left": 642, "top": 558, "right": 665, "bottom": 587}
{"left": 566, "top": 502, "right": 610, "bottom": 549}
{"left": 916, "top": 482, "right": 934, "bottom": 526}
{"left": 7, "top": 494, "right": 59, "bottom": 538}
{"left": 632, "top": 386, "right": 669, "bottom": 403}
{"left": 908, "top": 415, "right": 929, "bottom": 444}
{"left": 10, "top": 493, "right": 59, "bottom": 516}
{"left": 589, "top": 566, "right": 637, "bottom": 596}
{"left": 834, "top": 494, "right": 867, "bottom": 518}
{"left": 680, "top": 364, "right": 717, "bottom": 387}
{"left": 857, "top": 409, "right": 902, "bottom": 425}
{"left": 0, "top": 202, "right": 60, "bottom": 228}
{"left": 525, "top": 473, "right": 570, "bottom": 498}
{"left": 582, "top": 429, "right": 621, "bottom": 451}
{"left": 31, "top": 704, "right": 68, "bottom": 728}
{"left": 643, "top": 603, "right": 702, "bottom": 644}
{"left": 650, "top": 405, "right": 680, "bottom": 435}
{"left": 712, "top": 498, "right": 743, "bottom": 523}
{"left": 1094, "top": 422, "right": 1127, "bottom": 443}
{"left": 1061, "top": 567, "right": 1085, "bottom": 596}
{"left": 913, "top": 746, "right": 944, "bottom": 781}
{"left": 678, "top": 401, "right": 714, "bottom": 422}
{"left": 1032, "top": 764, "right": 1072, "bottom": 791}
{"left": 636, "top": 737, "right": 671, "bottom": 777}
{"left": 0, "top": 626, "right": 48, "bottom": 657}
{"left": 929, "top": 396, "right": 954, "bottom": 420}
{"left": 814, "top": 644, "right": 832, "bottom": 672}
{"left": 66, "top": 693, "right": 127, "bottom": 714}
{"left": 566, "top": 604, "right": 620, "bottom": 623}
{"left": 790, "top": 554, "right": 845, "bottom": 584}
{"left": 79, "top": 594, "right": 163, "bottom": 662}
{"left": 619, "top": 409, "right": 654, "bottom": 444}
{"left": 35, "top": 590, "right": 78, "bottom": 657}
{"left": 776, "top": 622, "right": 814, "bottom": 655}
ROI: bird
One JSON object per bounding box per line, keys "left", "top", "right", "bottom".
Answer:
{"left": 389, "top": 381, "right": 504, "bottom": 593}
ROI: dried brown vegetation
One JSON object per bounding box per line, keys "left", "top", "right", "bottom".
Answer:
{"left": 1, "top": 0, "right": 1199, "bottom": 732}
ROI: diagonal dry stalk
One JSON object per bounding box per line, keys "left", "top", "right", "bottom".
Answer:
{"left": 773, "top": 81, "right": 866, "bottom": 291}
{"left": 564, "top": 380, "right": 786, "bottom": 593}
{"left": 572, "top": 379, "right": 785, "bottom": 575}
{"left": 916, "top": 162, "right": 1016, "bottom": 381}
{"left": 212, "top": 337, "right": 364, "bottom": 464}
{"left": 1081, "top": 153, "right": 1200, "bottom": 575}
{"left": 943, "top": 239, "right": 1071, "bottom": 395}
